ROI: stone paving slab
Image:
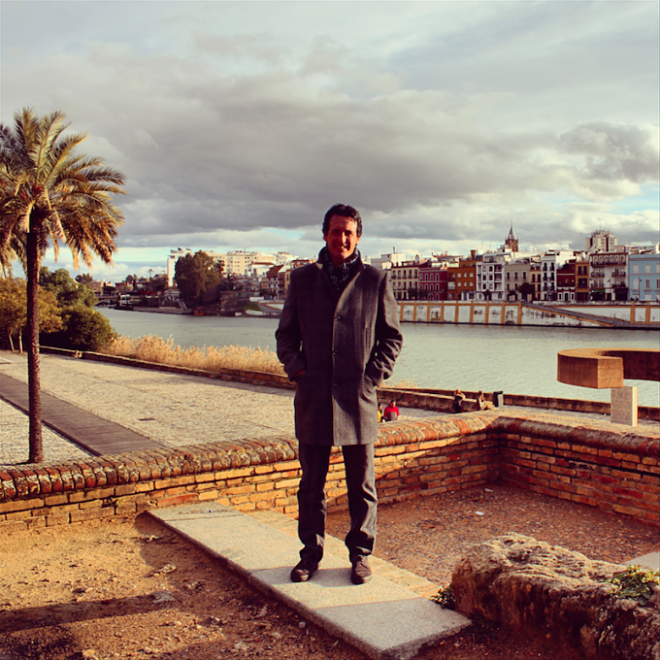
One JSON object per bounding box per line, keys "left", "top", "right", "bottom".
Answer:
{"left": 249, "top": 509, "right": 440, "bottom": 597}
{"left": 150, "top": 503, "right": 470, "bottom": 660}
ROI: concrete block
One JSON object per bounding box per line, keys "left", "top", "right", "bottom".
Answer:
{"left": 611, "top": 386, "right": 638, "bottom": 426}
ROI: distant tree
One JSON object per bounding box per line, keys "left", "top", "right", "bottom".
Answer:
{"left": 76, "top": 273, "right": 94, "bottom": 286}
{"left": 219, "top": 271, "right": 239, "bottom": 292}
{"left": 150, "top": 273, "right": 168, "bottom": 292}
{"left": 518, "top": 282, "right": 535, "bottom": 302}
{"left": 0, "top": 278, "right": 62, "bottom": 352}
{"left": 0, "top": 278, "right": 24, "bottom": 349}
{"left": 40, "top": 267, "right": 96, "bottom": 308}
{"left": 174, "top": 251, "right": 221, "bottom": 307}
{"left": 0, "top": 108, "right": 125, "bottom": 462}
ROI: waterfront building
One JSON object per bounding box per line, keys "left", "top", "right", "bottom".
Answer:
{"left": 476, "top": 250, "right": 513, "bottom": 301}
{"left": 539, "top": 250, "right": 573, "bottom": 301}
{"left": 628, "top": 245, "right": 660, "bottom": 301}
{"left": 449, "top": 250, "right": 480, "bottom": 301}
{"left": 276, "top": 258, "right": 313, "bottom": 299}
{"left": 265, "top": 264, "right": 284, "bottom": 298}
{"left": 504, "top": 258, "right": 532, "bottom": 300}
{"left": 418, "top": 260, "right": 449, "bottom": 301}
{"left": 530, "top": 257, "right": 542, "bottom": 300}
{"left": 223, "top": 250, "right": 294, "bottom": 276}
{"left": 574, "top": 253, "right": 590, "bottom": 302}
{"left": 589, "top": 246, "right": 628, "bottom": 301}
{"left": 556, "top": 259, "right": 576, "bottom": 302}
{"left": 391, "top": 259, "right": 423, "bottom": 300}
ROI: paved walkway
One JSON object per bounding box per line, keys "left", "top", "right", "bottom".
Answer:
{"left": 0, "top": 351, "right": 442, "bottom": 465}
{"left": 0, "top": 371, "right": 162, "bottom": 456}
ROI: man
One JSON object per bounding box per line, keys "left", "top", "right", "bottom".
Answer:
{"left": 276, "top": 203, "right": 403, "bottom": 585}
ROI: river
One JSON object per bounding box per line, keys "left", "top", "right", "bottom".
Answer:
{"left": 99, "top": 308, "right": 660, "bottom": 407}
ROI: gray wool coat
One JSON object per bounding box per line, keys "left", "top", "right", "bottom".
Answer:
{"left": 275, "top": 258, "right": 403, "bottom": 446}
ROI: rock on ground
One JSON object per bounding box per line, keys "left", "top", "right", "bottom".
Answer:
{"left": 451, "top": 533, "right": 660, "bottom": 660}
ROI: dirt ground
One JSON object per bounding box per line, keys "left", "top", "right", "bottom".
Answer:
{"left": 1, "top": 483, "right": 658, "bottom": 660}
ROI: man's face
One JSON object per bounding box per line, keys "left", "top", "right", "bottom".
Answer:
{"left": 323, "top": 215, "right": 361, "bottom": 266}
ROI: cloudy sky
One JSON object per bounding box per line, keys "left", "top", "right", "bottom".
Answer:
{"left": 1, "top": 0, "right": 658, "bottom": 282}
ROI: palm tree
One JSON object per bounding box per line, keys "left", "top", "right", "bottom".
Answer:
{"left": 0, "top": 108, "right": 125, "bottom": 463}
{"left": 0, "top": 232, "right": 24, "bottom": 277}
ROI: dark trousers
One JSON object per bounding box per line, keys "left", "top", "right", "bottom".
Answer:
{"left": 297, "top": 442, "right": 377, "bottom": 563}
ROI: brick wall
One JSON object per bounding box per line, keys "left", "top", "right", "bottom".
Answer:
{"left": 1, "top": 411, "right": 658, "bottom": 532}
{"left": 498, "top": 416, "right": 660, "bottom": 526}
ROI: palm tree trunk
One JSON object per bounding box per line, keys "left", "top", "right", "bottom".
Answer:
{"left": 26, "top": 221, "right": 43, "bottom": 463}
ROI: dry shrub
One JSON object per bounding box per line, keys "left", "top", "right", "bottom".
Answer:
{"left": 388, "top": 379, "right": 418, "bottom": 390}
{"left": 104, "top": 335, "right": 285, "bottom": 376}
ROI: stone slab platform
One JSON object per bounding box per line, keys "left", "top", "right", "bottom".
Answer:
{"left": 149, "top": 503, "right": 470, "bottom": 660}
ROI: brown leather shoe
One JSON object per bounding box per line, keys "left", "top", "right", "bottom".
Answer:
{"left": 290, "top": 558, "right": 318, "bottom": 582}
{"left": 350, "top": 555, "right": 372, "bottom": 584}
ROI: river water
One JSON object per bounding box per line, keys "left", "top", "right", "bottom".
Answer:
{"left": 99, "top": 308, "right": 660, "bottom": 407}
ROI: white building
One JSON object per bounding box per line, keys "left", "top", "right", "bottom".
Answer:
{"left": 539, "top": 250, "right": 574, "bottom": 301}
{"left": 589, "top": 246, "right": 628, "bottom": 301}
{"left": 370, "top": 251, "right": 406, "bottom": 270}
{"left": 476, "top": 251, "right": 513, "bottom": 301}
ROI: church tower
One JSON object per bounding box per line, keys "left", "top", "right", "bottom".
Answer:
{"left": 504, "top": 224, "right": 519, "bottom": 253}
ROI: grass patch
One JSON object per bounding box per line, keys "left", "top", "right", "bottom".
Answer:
{"left": 609, "top": 565, "right": 660, "bottom": 606}
{"left": 430, "top": 585, "right": 455, "bottom": 609}
{"left": 103, "top": 335, "right": 286, "bottom": 376}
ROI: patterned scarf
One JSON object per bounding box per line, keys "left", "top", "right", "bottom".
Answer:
{"left": 319, "top": 246, "right": 361, "bottom": 297}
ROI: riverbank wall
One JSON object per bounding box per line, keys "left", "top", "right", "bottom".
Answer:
{"left": 399, "top": 300, "right": 660, "bottom": 329}
{"left": 245, "top": 300, "right": 660, "bottom": 328}
{"left": 195, "top": 300, "right": 660, "bottom": 329}
{"left": 1, "top": 353, "right": 658, "bottom": 532}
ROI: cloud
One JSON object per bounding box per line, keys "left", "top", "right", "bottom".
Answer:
{"left": 560, "top": 122, "right": 660, "bottom": 184}
{"left": 1, "top": 0, "right": 658, "bottom": 281}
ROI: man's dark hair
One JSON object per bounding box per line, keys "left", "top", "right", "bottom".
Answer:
{"left": 323, "top": 204, "right": 362, "bottom": 238}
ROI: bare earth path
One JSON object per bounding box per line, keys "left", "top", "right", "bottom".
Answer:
{"left": 1, "top": 483, "right": 657, "bottom": 660}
